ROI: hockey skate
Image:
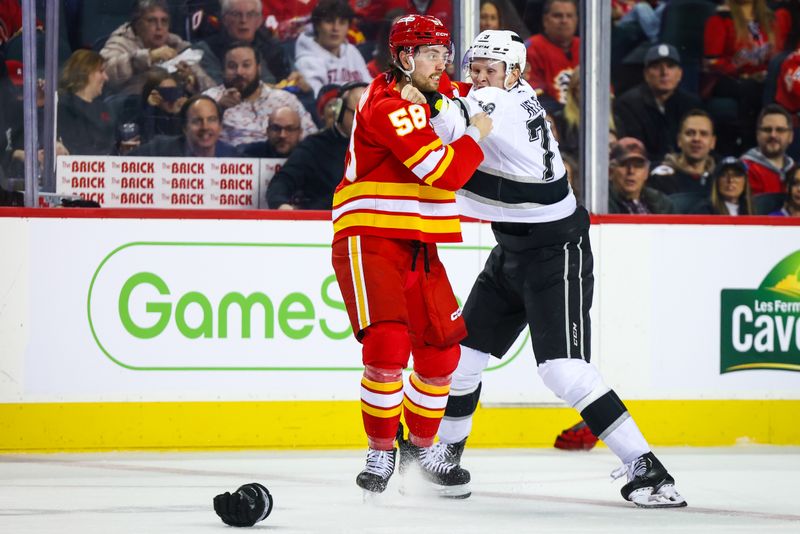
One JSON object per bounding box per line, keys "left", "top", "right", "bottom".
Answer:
{"left": 356, "top": 448, "right": 396, "bottom": 496}
{"left": 396, "top": 423, "right": 471, "bottom": 499}
{"left": 611, "top": 452, "right": 687, "bottom": 508}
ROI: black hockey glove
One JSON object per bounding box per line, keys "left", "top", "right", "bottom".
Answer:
{"left": 213, "top": 482, "right": 273, "bottom": 527}
{"left": 423, "top": 91, "right": 444, "bottom": 117}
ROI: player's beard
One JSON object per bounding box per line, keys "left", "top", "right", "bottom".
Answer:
{"left": 411, "top": 71, "right": 439, "bottom": 93}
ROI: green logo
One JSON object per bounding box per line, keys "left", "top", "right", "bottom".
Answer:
{"left": 720, "top": 250, "right": 800, "bottom": 373}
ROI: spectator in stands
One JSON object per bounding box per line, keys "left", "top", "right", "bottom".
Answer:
{"left": 4, "top": 62, "right": 70, "bottom": 178}
{"left": 204, "top": 42, "right": 316, "bottom": 146}
{"left": 262, "top": 0, "right": 316, "bottom": 41}
{"left": 240, "top": 106, "right": 303, "bottom": 158}
{"left": 608, "top": 137, "right": 675, "bottom": 214}
{"left": 615, "top": 44, "right": 702, "bottom": 163}
{"left": 525, "top": 0, "right": 580, "bottom": 113}
{"left": 703, "top": 0, "right": 775, "bottom": 153}
{"left": 266, "top": 82, "right": 367, "bottom": 210}
{"left": 138, "top": 67, "right": 187, "bottom": 144}
{"left": 776, "top": 46, "right": 800, "bottom": 116}
{"left": 480, "top": 0, "right": 530, "bottom": 38}
{"left": 770, "top": 165, "right": 800, "bottom": 215}
{"left": 649, "top": 109, "right": 717, "bottom": 195}
{"left": 0, "top": 0, "right": 22, "bottom": 47}
{"left": 613, "top": 1, "right": 666, "bottom": 45}
{"left": 694, "top": 157, "right": 754, "bottom": 215}
{"left": 196, "top": 0, "right": 300, "bottom": 90}
{"left": 100, "top": 0, "right": 214, "bottom": 96}
{"left": 131, "top": 94, "right": 239, "bottom": 157}
{"left": 315, "top": 83, "right": 342, "bottom": 129}
{"left": 551, "top": 66, "right": 618, "bottom": 161}
{"left": 57, "top": 50, "right": 116, "bottom": 156}
{"left": 294, "top": 0, "right": 372, "bottom": 97}
{"left": 742, "top": 104, "right": 795, "bottom": 194}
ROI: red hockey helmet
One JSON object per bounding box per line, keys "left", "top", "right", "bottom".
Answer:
{"left": 389, "top": 14, "right": 451, "bottom": 64}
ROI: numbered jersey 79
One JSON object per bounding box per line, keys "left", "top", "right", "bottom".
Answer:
{"left": 433, "top": 81, "right": 575, "bottom": 224}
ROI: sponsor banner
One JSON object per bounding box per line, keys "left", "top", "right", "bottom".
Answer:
{"left": 5, "top": 218, "right": 543, "bottom": 403}
{"left": 720, "top": 251, "right": 800, "bottom": 373}
{"left": 56, "top": 156, "right": 285, "bottom": 209}
{"left": 2, "top": 217, "right": 799, "bottom": 404}
{"left": 258, "top": 159, "right": 285, "bottom": 209}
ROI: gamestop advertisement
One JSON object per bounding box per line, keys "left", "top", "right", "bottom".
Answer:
{"left": 4, "top": 217, "right": 542, "bottom": 403}
{"left": 1, "top": 216, "right": 799, "bottom": 404}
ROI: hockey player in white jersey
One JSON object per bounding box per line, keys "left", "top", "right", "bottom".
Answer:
{"left": 398, "top": 30, "right": 686, "bottom": 508}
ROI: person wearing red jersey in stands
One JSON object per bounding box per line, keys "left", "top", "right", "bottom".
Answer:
{"left": 330, "top": 14, "right": 492, "bottom": 498}
{"left": 525, "top": 0, "right": 579, "bottom": 113}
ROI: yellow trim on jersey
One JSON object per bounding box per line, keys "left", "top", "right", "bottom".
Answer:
{"left": 361, "top": 377, "right": 403, "bottom": 393}
{"left": 348, "top": 236, "right": 369, "bottom": 330}
{"left": 409, "top": 373, "right": 450, "bottom": 396}
{"left": 361, "top": 401, "right": 403, "bottom": 418}
{"left": 334, "top": 212, "right": 461, "bottom": 235}
{"left": 403, "top": 139, "right": 443, "bottom": 168}
{"left": 333, "top": 181, "right": 456, "bottom": 206}
{"left": 402, "top": 397, "right": 445, "bottom": 419}
{"left": 423, "top": 145, "right": 455, "bottom": 186}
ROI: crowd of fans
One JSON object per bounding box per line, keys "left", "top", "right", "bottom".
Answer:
{"left": 0, "top": 0, "right": 797, "bottom": 216}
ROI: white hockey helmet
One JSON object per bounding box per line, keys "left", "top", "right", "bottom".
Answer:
{"left": 464, "top": 30, "right": 527, "bottom": 87}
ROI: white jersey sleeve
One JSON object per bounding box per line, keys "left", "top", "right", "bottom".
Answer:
{"left": 456, "top": 82, "right": 575, "bottom": 223}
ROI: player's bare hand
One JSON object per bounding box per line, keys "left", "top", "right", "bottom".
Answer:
{"left": 470, "top": 112, "right": 493, "bottom": 140}
{"left": 400, "top": 84, "right": 426, "bottom": 104}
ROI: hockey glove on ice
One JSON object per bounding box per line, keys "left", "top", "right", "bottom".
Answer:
{"left": 213, "top": 482, "right": 273, "bottom": 527}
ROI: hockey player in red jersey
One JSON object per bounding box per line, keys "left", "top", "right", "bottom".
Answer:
{"left": 330, "top": 14, "right": 493, "bottom": 498}
{"left": 400, "top": 29, "right": 687, "bottom": 508}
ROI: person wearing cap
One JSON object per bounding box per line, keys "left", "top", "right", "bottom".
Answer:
{"left": 315, "top": 83, "right": 343, "bottom": 128}
{"left": 741, "top": 104, "right": 795, "bottom": 195}
{"left": 615, "top": 43, "right": 702, "bottom": 163}
{"left": 293, "top": 0, "right": 372, "bottom": 97}
{"left": 649, "top": 109, "right": 717, "bottom": 196}
{"left": 694, "top": 156, "right": 754, "bottom": 215}
{"left": 524, "top": 0, "right": 580, "bottom": 113}
{"left": 609, "top": 137, "right": 675, "bottom": 214}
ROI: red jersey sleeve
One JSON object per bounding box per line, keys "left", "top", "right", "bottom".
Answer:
{"left": 371, "top": 98, "right": 484, "bottom": 192}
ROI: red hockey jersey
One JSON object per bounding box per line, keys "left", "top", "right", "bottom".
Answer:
{"left": 525, "top": 34, "right": 579, "bottom": 105}
{"left": 776, "top": 50, "right": 800, "bottom": 113}
{"left": 332, "top": 74, "right": 484, "bottom": 244}
{"left": 703, "top": 11, "right": 773, "bottom": 78}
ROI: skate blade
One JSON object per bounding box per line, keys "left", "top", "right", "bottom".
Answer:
{"left": 630, "top": 485, "right": 687, "bottom": 508}
{"left": 434, "top": 483, "right": 471, "bottom": 499}
{"left": 397, "top": 471, "right": 471, "bottom": 499}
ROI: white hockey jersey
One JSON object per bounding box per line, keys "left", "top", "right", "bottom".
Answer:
{"left": 431, "top": 81, "right": 576, "bottom": 223}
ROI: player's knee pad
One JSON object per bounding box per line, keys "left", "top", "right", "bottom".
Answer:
{"left": 537, "top": 358, "right": 609, "bottom": 410}
{"left": 411, "top": 343, "right": 460, "bottom": 378}
{"left": 361, "top": 321, "right": 411, "bottom": 369}
{"left": 451, "top": 345, "right": 490, "bottom": 393}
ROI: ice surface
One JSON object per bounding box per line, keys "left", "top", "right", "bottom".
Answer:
{"left": 1, "top": 447, "right": 798, "bottom": 533}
